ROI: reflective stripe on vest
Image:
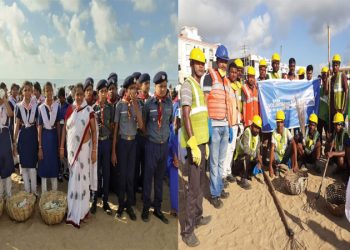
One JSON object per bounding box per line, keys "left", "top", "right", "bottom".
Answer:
{"left": 242, "top": 84, "right": 259, "bottom": 127}
{"left": 234, "top": 127, "right": 259, "bottom": 160}
{"left": 334, "top": 72, "right": 344, "bottom": 110}
{"left": 273, "top": 128, "right": 288, "bottom": 161}
{"left": 180, "top": 76, "right": 209, "bottom": 148}
{"left": 304, "top": 128, "right": 319, "bottom": 154}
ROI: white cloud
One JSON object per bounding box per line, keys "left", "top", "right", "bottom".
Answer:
{"left": 170, "top": 13, "right": 177, "bottom": 32}
{"left": 20, "top": 0, "right": 51, "bottom": 12}
{"left": 245, "top": 13, "right": 272, "bottom": 51}
{"left": 135, "top": 37, "right": 144, "bottom": 50}
{"left": 131, "top": 0, "right": 156, "bottom": 13}
{"left": 52, "top": 14, "right": 70, "bottom": 37}
{"left": 150, "top": 35, "right": 177, "bottom": 60}
{"left": 66, "top": 14, "right": 88, "bottom": 52}
{"left": 60, "top": 0, "right": 80, "bottom": 13}
{"left": 90, "top": 0, "right": 119, "bottom": 50}
{"left": 115, "top": 46, "right": 126, "bottom": 62}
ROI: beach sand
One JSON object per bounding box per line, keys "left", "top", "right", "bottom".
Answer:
{"left": 0, "top": 171, "right": 177, "bottom": 250}
{"left": 178, "top": 158, "right": 350, "bottom": 250}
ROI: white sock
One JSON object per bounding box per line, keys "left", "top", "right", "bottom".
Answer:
{"left": 5, "top": 177, "right": 12, "bottom": 197}
{"left": 51, "top": 178, "right": 57, "bottom": 191}
{"left": 41, "top": 177, "right": 47, "bottom": 193}
{"left": 22, "top": 168, "right": 30, "bottom": 192}
{"left": 29, "top": 168, "right": 37, "bottom": 194}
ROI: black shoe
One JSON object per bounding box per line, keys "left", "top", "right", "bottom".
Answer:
{"left": 90, "top": 201, "right": 97, "bottom": 214}
{"left": 240, "top": 178, "right": 252, "bottom": 190}
{"left": 126, "top": 207, "right": 136, "bottom": 221}
{"left": 153, "top": 210, "right": 169, "bottom": 224}
{"left": 63, "top": 173, "right": 69, "bottom": 181}
{"left": 115, "top": 207, "right": 124, "bottom": 218}
{"left": 220, "top": 190, "right": 230, "bottom": 199}
{"left": 136, "top": 186, "right": 143, "bottom": 193}
{"left": 141, "top": 209, "right": 150, "bottom": 222}
{"left": 182, "top": 233, "right": 200, "bottom": 247}
{"left": 196, "top": 215, "right": 212, "bottom": 228}
{"left": 58, "top": 174, "right": 63, "bottom": 183}
{"left": 211, "top": 197, "right": 223, "bottom": 209}
{"left": 103, "top": 202, "right": 112, "bottom": 215}
{"left": 223, "top": 179, "right": 229, "bottom": 188}
{"left": 226, "top": 175, "right": 236, "bottom": 183}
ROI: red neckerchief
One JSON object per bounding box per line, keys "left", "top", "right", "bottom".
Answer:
{"left": 154, "top": 94, "right": 167, "bottom": 129}
{"left": 122, "top": 95, "right": 132, "bottom": 119}
{"left": 138, "top": 92, "right": 149, "bottom": 102}
{"left": 96, "top": 100, "right": 105, "bottom": 127}
{"left": 23, "top": 99, "right": 32, "bottom": 111}
{"left": 107, "top": 95, "right": 117, "bottom": 105}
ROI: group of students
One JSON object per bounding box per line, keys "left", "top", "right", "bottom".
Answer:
{"left": 0, "top": 71, "right": 179, "bottom": 228}
{"left": 179, "top": 45, "right": 350, "bottom": 247}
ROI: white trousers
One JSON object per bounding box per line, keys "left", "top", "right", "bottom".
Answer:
{"left": 22, "top": 168, "right": 37, "bottom": 194}
{"left": 222, "top": 125, "right": 239, "bottom": 178}
{"left": 41, "top": 178, "right": 58, "bottom": 193}
{"left": 0, "top": 177, "right": 12, "bottom": 198}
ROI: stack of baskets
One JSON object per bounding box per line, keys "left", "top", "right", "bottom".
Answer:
{"left": 39, "top": 191, "right": 67, "bottom": 225}
{"left": 283, "top": 170, "right": 308, "bottom": 195}
{"left": 6, "top": 191, "right": 36, "bottom": 222}
{"left": 325, "top": 182, "right": 346, "bottom": 217}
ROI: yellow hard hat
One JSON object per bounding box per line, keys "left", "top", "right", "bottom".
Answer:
{"left": 189, "top": 48, "right": 206, "bottom": 63}
{"left": 252, "top": 115, "right": 262, "bottom": 128}
{"left": 259, "top": 59, "right": 267, "bottom": 67}
{"left": 276, "top": 110, "right": 285, "bottom": 121}
{"left": 332, "top": 54, "right": 341, "bottom": 63}
{"left": 272, "top": 53, "right": 280, "bottom": 62}
{"left": 321, "top": 66, "right": 329, "bottom": 74}
{"left": 298, "top": 67, "right": 305, "bottom": 76}
{"left": 247, "top": 66, "right": 255, "bottom": 76}
{"left": 309, "top": 113, "right": 318, "bottom": 125}
{"left": 333, "top": 112, "right": 344, "bottom": 123}
{"left": 234, "top": 58, "right": 243, "bottom": 68}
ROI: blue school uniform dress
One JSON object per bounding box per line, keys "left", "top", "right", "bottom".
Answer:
{"left": 16, "top": 102, "right": 39, "bottom": 169}
{"left": 0, "top": 102, "right": 15, "bottom": 178}
{"left": 38, "top": 102, "right": 60, "bottom": 178}
{"left": 167, "top": 123, "right": 178, "bottom": 213}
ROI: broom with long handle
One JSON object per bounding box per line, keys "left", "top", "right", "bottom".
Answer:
{"left": 263, "top": 171, "right": 305, "bottom": 250}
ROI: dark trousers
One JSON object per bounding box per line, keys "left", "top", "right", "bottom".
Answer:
{"left": 143, "top": 140, "right": 168, "bottom": 211}
{"left": 317, "top": 118, "right": 329, "bottom": 144}
{"left": 93, "top": 139, "right": 111, "bottom": 203}
{"left": 236, "top": 154, "right": 257, "bottom": 179}
{"left": 181, "top": 144, "right": 206, "bottom": 237}
{"left": 134, "top": 133, "right": 146, "bottom": 196}
{"left": 118, "top": 138, "right": 136, "bottom": 209}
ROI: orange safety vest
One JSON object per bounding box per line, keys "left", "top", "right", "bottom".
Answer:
{"left": 242, "top": 83, "right": 259, "bottom": 127}
{"left": 207, "top": 68, "right": 236, "bottom": 126}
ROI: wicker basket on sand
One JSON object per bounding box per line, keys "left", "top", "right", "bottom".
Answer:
{"left": 0, "top": 198, "right": 4, "bottom": 217}
{"left": 6, "top": 191, "right": 36, "bottom": 222}
{"left": 325, "top": 182, "right": 346, "bottom": 217}
{"left": 39, "top": 191, "right": 67, "bottom": 225}
{"left": 283, "top": 170, "right": 308, "bottom": 195}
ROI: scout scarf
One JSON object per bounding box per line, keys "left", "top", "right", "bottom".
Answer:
{"left": 39, "top": 100, "right": 59, "bottom": 130}
{"left": 18, "top": 99, "right": 37, "bottom": 128}
{"left": 154, "top": 94, "right": 167, "bottom": 129}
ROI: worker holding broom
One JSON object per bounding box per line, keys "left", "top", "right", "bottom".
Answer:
{"left": 268, "top": 110, "right": 298, "bottom": 177}
{"left": 233, "top": 115, "right": 263, "bottom": 190}
{"left": 296, "top": 114, "right": 322, "bottom": 173}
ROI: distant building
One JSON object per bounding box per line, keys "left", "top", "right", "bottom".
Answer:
{"left": 178, "top": 26, "right": 219, "bottom": 84}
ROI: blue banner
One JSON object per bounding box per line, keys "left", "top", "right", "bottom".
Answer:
{"left": 258, "top": 79, "right": 321, "bottom": 132}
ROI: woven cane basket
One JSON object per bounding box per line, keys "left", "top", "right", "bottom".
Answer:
{"left": 284, "top": 170, "right": 308, "bottom": 195}
{"left": 325, "top": 182, "right": 346, "bottom": 217}
{"left": 6, "top": 191, "right": 36, "bottom": 222}
{"left": 0, "top": 198, "right": 3, "bottom": 217}
{"left": 39, "top": 191, "right": 67, "bottom": 225}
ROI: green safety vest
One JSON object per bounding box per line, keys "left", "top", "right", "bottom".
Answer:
{"left": 180, "top": 76, "right": 209, "bottom": 148}
{"left": 234, "top": 127, "right": 259, "bottom": 160}
{"left": 304, "top": 128, "right": 319, "bottom": 155}
{"left": 272, "top": 127, "right": 288, "bottom": 161}
{"left": 268, "top": 72, "right": 281, "bottom": 79}
{"left": 319, "top": 88, "right": 329, "bottom": 122}
{"left": 335, "top": 129, "right": 347, "bottom": 152}
{"left": 231, "top": 80, "right": 243, "bottom": 113}
{"left": 334, "top": 72, "right": 344, "bottom": 111}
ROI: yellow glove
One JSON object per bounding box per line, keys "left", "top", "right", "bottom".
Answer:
{"left": 205, "top": 144, "right": 209, "bottom": 160}
{"left": 187, "top": 136, "right": 202, "bottom": 166}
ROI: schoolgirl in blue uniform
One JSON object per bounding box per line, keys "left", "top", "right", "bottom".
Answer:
{"left": 38, "top": 82, "right": 60, "bottom": 193}
{"left": 0, "top": 87, "right": 15, "bottom": 198}
{"left": 13, "top": 81, "right": 39, "bottom": 195}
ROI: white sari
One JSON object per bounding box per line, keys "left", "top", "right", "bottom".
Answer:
{"left": 346, "top": 177, "right": 350, "bottom": 223}
{"left": 65, "top": 100, "right": 97, "bottom": 227}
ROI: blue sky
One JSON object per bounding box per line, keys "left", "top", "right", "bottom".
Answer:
{"left": 179, "top": 0, "right": 350, "bottom": 73}
{"left": 0, "top": 0, "right": 177, "bottom": 81}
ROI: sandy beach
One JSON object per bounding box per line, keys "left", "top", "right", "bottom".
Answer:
{"left": 178, "top": 157, "right": 350, "bottom": 250}
{"left": 0, "top": 171, "right": 177, "bottom": 250}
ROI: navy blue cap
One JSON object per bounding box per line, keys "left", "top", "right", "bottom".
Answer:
{"left": 138, "top": 73, "right": 150, "bottom": 83}
{"left": 84, "top": 77, "right": 94, "bottom": 91}
{"left": 107, "top": 72, "right": 118, "bottom": 87}
{"left": 123, "top": 75, "right": 136, "bottom": 89}
{"left": 153, "top": 71, "right": 167, "bottom": 84}
{"left": 132, "top": 72, "right": 141, "bottom": 82}
{"left": 97, "top": 79, "right": 108, "bottom": 91}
